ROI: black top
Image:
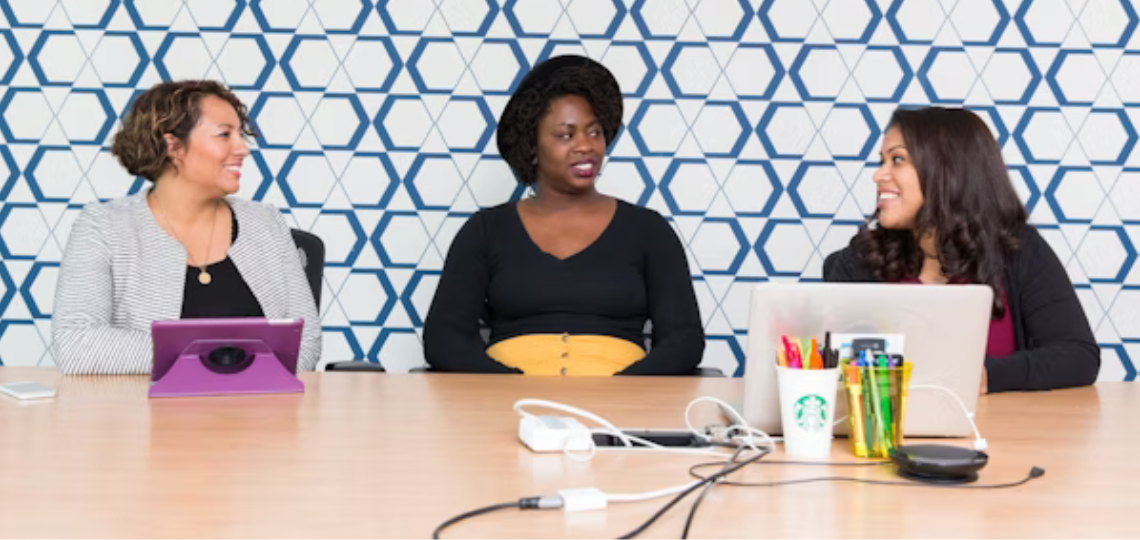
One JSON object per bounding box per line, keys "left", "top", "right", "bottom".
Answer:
{"left": 180, "top": 210, "right": 265, "bottom": 319}
{"left": 424, "top": 200, "right": 705, "bottom": 375}
{"left": 823, "top": 224, "right": 1099, "bottom": 392}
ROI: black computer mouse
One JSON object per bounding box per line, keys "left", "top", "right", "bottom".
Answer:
{"left": 204, "top": 346, "right": 251, "bottom": 374}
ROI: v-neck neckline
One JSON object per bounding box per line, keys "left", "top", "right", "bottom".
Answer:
{"left": 513, "top": 199, "right": 622, "bottom": 262}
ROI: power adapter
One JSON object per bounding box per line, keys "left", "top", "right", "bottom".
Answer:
{"left": 519, "top": 415, "right": 593, "bottom": 452}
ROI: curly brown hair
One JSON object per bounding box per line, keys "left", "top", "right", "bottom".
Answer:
{"left": 854, "top": 107, "right": 1027, "bottom": 317}
{"left": 496, "top": 55, "right": 623, "bottom": 186}
{"left": 111, "top": 80, "right": 254, "bottom": 182}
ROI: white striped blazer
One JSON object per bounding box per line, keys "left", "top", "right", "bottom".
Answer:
{"left": 51, "top": 192, "right": 322, "bottom": 374}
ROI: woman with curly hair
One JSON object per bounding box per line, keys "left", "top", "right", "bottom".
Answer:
{"left": 423, "top": 55, "right": 705, "bottom": 375}
{"left": 51, "top": 80, "right": 320, "bottom": 374}
{"left": 824, "top": 106, "right": 1098, "bottom": 393}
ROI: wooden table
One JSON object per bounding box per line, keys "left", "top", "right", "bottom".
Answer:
{"left": 0, "top": 367, "right": 1136, "bottom": 538}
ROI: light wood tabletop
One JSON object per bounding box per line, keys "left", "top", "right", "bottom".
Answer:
{"left": 0, "top": 367, "right": 1136, "bottom": 538}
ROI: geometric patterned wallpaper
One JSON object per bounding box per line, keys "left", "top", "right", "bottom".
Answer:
{"left": 0, "top": 0, "right": 1137, "bottom": 381}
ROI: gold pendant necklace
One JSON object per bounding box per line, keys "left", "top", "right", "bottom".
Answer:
{"left": 156, "top": 195, "right": 219, "bottom": 286}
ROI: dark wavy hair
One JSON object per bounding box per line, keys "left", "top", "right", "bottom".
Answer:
{"left": 854, "top": 107, "right": 1027, "bottom": 317}
{"left": 111, "top": 80, "right": 254, "bottom": 182}
{"left": 496, "top": 55, "right": 623, "bottom": 186}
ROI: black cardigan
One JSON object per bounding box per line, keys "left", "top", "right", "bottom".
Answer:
{"left": 423, "top": 200, "right": 705, "bottom": 375}
{"left": 823, "top": 224, "right": 1099, "bottom": 392}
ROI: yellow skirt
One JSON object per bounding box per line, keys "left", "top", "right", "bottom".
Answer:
{"left": 487, "top": 334, "right": 646, "bottom": 376}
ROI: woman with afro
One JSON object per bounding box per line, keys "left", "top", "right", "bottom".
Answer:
{"left": 423, "top": 55, "right": 705, "bottom": 376}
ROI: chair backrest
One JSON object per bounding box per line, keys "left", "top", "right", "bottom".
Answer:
{"left": 290, "top": 229, "right": 325, "bottom": 307}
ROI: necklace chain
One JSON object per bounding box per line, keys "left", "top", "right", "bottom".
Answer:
{"left": 156, "top": 195, "right": 219, "bottom": 285}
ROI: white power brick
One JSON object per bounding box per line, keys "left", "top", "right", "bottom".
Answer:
{"left": 519, "top": 415, "right": 593, "bottom": 452}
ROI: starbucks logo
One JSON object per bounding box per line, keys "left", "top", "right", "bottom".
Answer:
{"left": 794, "top": 394, "right": 828, "bottom": 432}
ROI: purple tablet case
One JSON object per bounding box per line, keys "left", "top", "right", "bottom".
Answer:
{"left": 149, "top": 318, "right": 305, "bottom": 398}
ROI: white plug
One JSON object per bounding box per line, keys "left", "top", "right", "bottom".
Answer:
{"left": 519, "top": 415, "right": 593, "bottom": 452}
{"left": 558, "top": 487, "right": 607, "bottom": 512}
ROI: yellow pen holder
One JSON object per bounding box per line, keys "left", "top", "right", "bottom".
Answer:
{"left": 841, "top": 363, "right": 912, "bottom": 458}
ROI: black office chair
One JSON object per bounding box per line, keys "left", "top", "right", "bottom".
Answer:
{"left": 290, "top": 229, "right": 325, "bottom": 307}
{"left": 291, "top": 229, "right": 378, "bottom": 372}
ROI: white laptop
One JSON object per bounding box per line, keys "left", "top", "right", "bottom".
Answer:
{"left": 742, "top": 282, "right": 993, "bottom": 437}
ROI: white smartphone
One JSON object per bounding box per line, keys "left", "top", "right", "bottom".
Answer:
{"left": 0, "top": 381, "right": 57, "bottom": 400}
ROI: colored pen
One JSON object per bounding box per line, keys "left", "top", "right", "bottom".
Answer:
{"left": 823, "top": 332, "right": 832, "bottom": 368}
{"left": 777, "top": 348, "right": 788, "bottom": 368}
{"left": 879, "top": 361, "right": 893, "bottom": 447}
{"left": 811, "top": 338, "right": 823, "bottom": 369}
{"left": 861, "top": 363, "right": 876, "bottom": 454}
{"left": 844, "top": 365, "right": 868, "bottom": 457}
{"left": 888, "top": 365, "right": 901, "bottom": 448}
{"left": 781, "top": 336, "right": 794, "bottom": 365}
{"left": 866, "top": 362, "right": 886, "bottom": 456}
{"left": 874, "top": 355, "right": 892, "bottom": 443}
{"left": 899, "top": 362, "right": 912, "bottom": 446}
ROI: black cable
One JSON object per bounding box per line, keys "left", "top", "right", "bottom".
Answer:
{"left": 431, "top": 501, "right": 521, "bottom": 539}
{"left": 734, "top": 458, "right": 892, "bottom": 467}
{"left": 616, "top": 447, "right": 769, "bottom": 540}
{"left": 676, "top": 460, "right": 1043, "bottom": 538}
{"left": 677, "top": 454, "right": 885, "bottom": 539}
{"left": 689, "top": 461, "right": 1046, "bottom": 489}
{"left": 680, "top": 447, "right": 745, "bottom": 539}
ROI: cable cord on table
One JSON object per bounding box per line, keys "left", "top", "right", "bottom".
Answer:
{"left": 677, "top": 456, "right": 889, "bottom": 539}
{"left": 432, "top": 501, "right": 519, "bottom": 540}
{"left": 688, "top": 461, "right": 1045, "bottom": 489}
{"left": 431, "top": 444, "right": 770, "bottom": 540}
{"left": 675, "top": 458, "right": 1044, "bottom": 538}
{"left": 616, "top": 445, "right": 767, "bottom": 539}
{"left": 432, "top": 496, "right": 561, "bottom": 539}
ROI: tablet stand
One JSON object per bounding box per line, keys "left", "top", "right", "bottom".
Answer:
{"left": 149, "top": 339, "right": 304, "bottom": 398}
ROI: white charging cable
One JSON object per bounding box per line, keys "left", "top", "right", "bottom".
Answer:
{"left": 513, "top": 397, "right": 773, "bottom": 460}
{"left": 512, "top": 397, "right": 773, "bottom": 512}
{"left": 910, "top": 384, "right": 987, "bottom": 451}
{"left": 683, "top": 396, "right": 777, "bottom": 453}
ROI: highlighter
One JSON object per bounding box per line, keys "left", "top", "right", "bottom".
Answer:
{"left": 860, "top": 363, "right": 876, "bottom": 454}
{"left": 809, "top": 338, "right": 819, "bottom": 369}
{"left": 878, "top": 361, "right": 893, "bottom": 448}
{"left": 781, "top": 336, "right": 799, "bottom": 368}
{"left": 844, "top": 365, "right": 868, "bottom": 457}
{"left": 866, "top": 363, "right": 886, "bottom": 456}
{"left": 889, "top": 364, "right": 902, "bottom": 448}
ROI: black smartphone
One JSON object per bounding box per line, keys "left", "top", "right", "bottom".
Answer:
{"left": 591, "top": 430, "right": 711, "bottom": 448}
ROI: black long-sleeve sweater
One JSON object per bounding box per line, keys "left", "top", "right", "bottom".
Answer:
{"left": 824, "top": 224, "right": 1100, "bottom": 392}
{"left": 424, "top": 200, "right": 705, "bottom": 375}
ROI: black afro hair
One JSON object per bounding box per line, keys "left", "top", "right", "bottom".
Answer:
{"left": 495, "top": 55, "right": 623, "bottom": 186}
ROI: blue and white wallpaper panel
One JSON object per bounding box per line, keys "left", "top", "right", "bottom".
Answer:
{"left": 0, "top": 0, "right": 1137, "bottom": 380}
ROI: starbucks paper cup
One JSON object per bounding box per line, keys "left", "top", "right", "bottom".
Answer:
{"left": 776, "top": 365, "right": 840, "bottom": 459}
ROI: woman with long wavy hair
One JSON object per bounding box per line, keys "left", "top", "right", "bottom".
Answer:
{"left": 824, "top": 106, "right": 1098, "bottom": 393}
